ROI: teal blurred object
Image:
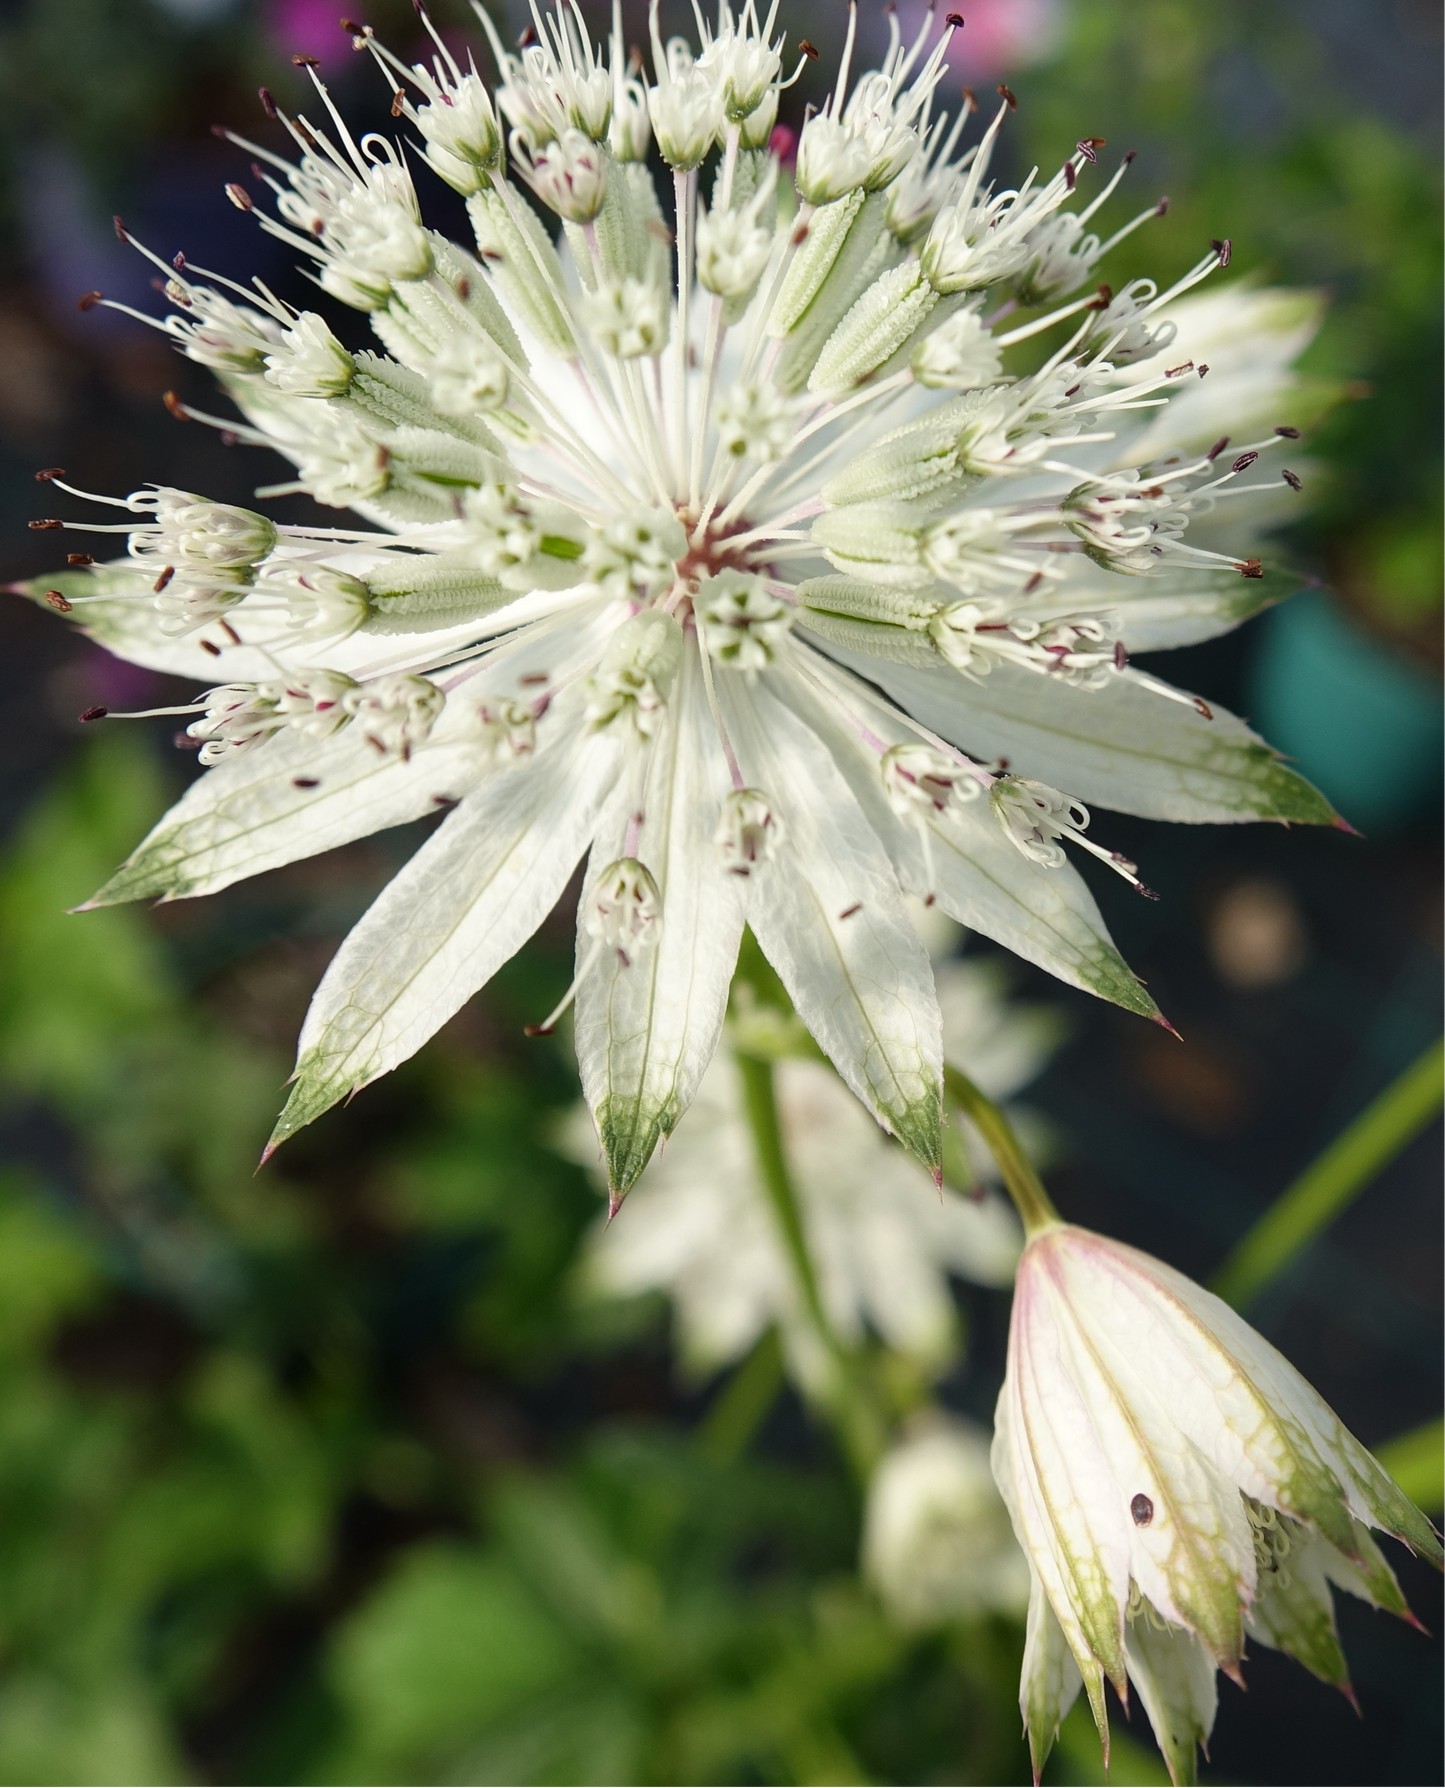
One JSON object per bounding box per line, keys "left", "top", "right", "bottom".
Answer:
{"left": 1249, "top": 594, "right": 1444, "bottom": 833}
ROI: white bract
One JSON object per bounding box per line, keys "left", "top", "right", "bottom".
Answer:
{"left": 992, "top": 1224, "right": 1443, "bottom": 1785}
{"left": 33, "top": 1, "right": 1335, "bottom": 1198}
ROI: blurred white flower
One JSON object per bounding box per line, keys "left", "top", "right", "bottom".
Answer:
{"left": 864, "top": 1414, "right": 1030, "bottom": 1626}
{"left": 574, "top": 947, "right": 1059, "bottom": 1390}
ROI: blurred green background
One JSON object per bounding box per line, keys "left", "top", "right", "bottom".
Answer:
{"left": 0, "top": 0, "right": 1439, "bottom": 1782}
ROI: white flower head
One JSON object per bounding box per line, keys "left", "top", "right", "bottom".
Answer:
{"left": 647, "top": 17, "right": 723, "bottom": 170}
{"left": 263, "top": 311, "right": 356, "bottom": 398}
{"left": 273, "top": 566, "right": 374, "bottom": 641}
{"left": 864, "top": 1416, "right": 1030, "bottom": 1627}
{"left": 466, "top": 696, "right": 536, "bottom": 766}
{"left": 993, "top": 1223, "right": 1443, "bottom": 1784}
{"left": 696, "top": 175, "right": 777, "bottom": 302}
{"left": 881, "top": 741, "right": 982, "bottom": 819}
{"left": 512, "top": 127, "right": 608, "bottom": 223}
{"left": 911, "top": 304, "right": 1005, "bottom": 391}
{"left": 422, "top": 333, "right": 509, "bottom": 416}
{"left": 41, "top": 4, "right": 1333, "bottom": 1196}
{"left": 293, "top": 418, "right": 391, "bottom": 509}
{"left": 714, "top": 381, "right": 792, "bottom": 460}
{"left": 582, "top": 275, "right": 670, "bottom": 359}
{"left": 127, "top": 488, "right": 276, "bottom": 576}
{"left": 459, "top": 479, "right": 587, "bottom": 588}
{"left": 316, "top": 162, "right": 433, "bottom": 309}
{"left": 584, "top": 607, "right": 684, "bottom": 739}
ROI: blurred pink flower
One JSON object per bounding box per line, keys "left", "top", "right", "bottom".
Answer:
{"left": 266, "top": 0, "right": 346, "bottom": 63}
{"left": 880, "top": 0, "right": 1061, "bottom": 78}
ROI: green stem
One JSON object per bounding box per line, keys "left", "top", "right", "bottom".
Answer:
{"left": 1211, "top": 1037, "right": 1443, "bottom": 1309}
{"left": 734, "top": 1046, "right": 885, "bottom": 1477}
{"left": 942, "top": 1064, "right": 1061, "bottom": 1237}
{"left": 699, "top": 1327, "right": 784, "bottom": 1465}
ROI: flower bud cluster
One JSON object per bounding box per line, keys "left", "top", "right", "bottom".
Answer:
{"left": 585, "top": 609, "right": 684, "bottom": 739}
{"left": 459, "top": 480, "right": 588, "bottom": 589}
{"left": 186, "top": 668, "right": 358, "bottom": 764}
{"left": 127, "top": 489, "right": 278, "bottom": 636}
{"left": 696, "top": 571, "right": 793, "bottom": 670}
{"left": 714, "top": 786, "right": 784, "bottom": 873}
{"left": 263, "top": 311, "right": 357, "bottom": 398}
{"left": 316, "top": 161, "right": 433, "bottom": 310}
{"left": 584, "top": 508, "right": 687, "bottom": 600}
{"left": 586, "top": 857, "right": 663, "bottom": 956}
{"left": 880, "top": 742, "right": 983, "bottom": 819}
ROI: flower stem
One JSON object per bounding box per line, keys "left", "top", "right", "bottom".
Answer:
{"left": 1211, "top": 1036, "right": 1444, "bottom": 1308}
{"left": 942, "top": 1063, "right": 1061, "bottom": 1236}
{"left": 734, "top": 1044, "right": 885, "bottom": 1476}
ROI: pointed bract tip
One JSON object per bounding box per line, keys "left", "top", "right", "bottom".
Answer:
{"left": 1331, "top": 813, "right": 1364, "bottom": 837}
{"left": 1221, "top": 1657, "right": 1247, "bottom": 1690}
{"left": 257, "top": 1137, "right": 281, "bottom": 1172}
{"left": 1402, "top": 1607, "right": 1431, "bottom": 1635}
{"left": 1154, "top": 1013, "right": 1183, "bottom": 1041}
{"left": 606, "top": 1188, "right": 625, "bottom": 1224}
{"left": 1339, "top": 1681, "right": 1362, "bottom": 1717}
{"left": 931, "top": 1164, "right": 943, "bottom": 1192}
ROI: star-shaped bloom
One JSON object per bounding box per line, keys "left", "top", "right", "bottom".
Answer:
{"left": 25, "top": 0, "right": 1335, "bottom": 1197}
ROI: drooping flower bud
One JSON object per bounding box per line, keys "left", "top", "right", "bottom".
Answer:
{"left": 911, "top": 305, "right": 1005, "bottom": 391}
{"left": 992, "top": 1223, "right": 1442, "bottom": 1784}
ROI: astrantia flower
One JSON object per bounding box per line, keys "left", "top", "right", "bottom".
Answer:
{"left": 991, "top": 1224, "right": 1443, "bottom": 1785}
{"left": 25, "top": 1, "right": 1335, "bottom": 1197}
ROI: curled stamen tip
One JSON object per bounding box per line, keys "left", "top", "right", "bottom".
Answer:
{"left": 997, "top": 82, "right": 1017, "bottom": 108}
{"left": 34, "top": 467, "right": 64, "bottom": 482}
{"left": 1135, "top": 881, "right": 1161, "bottom": 901}
{"left": 78, "top": 706, "right": 108, "bottom": 723}
{"left": 523, "top": 1022, "right": 555, "bottom": 1037}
